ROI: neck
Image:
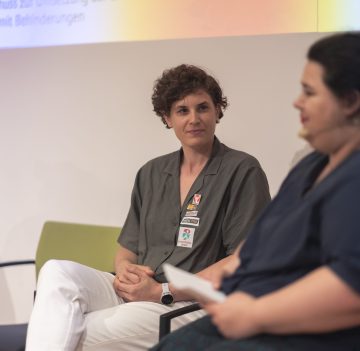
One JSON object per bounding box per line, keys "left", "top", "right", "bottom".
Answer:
{"left": 328, "top": 130, "right": 360, "bottom": 166}
{"left": 181, "top": 144, "right": 213, "bottom": 174}
{"left": 316, "top": 131, "right": 360, "bottom": 185}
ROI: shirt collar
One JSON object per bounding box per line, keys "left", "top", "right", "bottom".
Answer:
{"left": 163, "top": 136, "right": 224, "bottom": 176}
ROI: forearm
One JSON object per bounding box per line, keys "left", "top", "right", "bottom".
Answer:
{"left": 253, "top": 266, "right": 360, "bottom": 334}
{"left": 196, "top": 254, "right": 239, "bottom": 279}
{"left": 171, "top": 254, "right": 239, "bottom": 302}
{"left": 114, "top": 246, "right": 138, "bottom": 274}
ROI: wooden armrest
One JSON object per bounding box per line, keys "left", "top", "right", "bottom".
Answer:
{"left": 159, "top": 302, "right": 201, "bottom": 340}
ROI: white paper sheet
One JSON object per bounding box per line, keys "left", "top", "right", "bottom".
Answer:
{"left": 163, "top": 263, "right": 226, "bottom": 303}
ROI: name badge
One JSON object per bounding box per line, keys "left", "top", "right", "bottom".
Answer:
{"left": 185, "top": 210, "right": 198, "bottom": 217}
{"left": 180, "top": 217, "right": 200, "bottom": 227}
{"left": 177, "top": 226, "right": 195, "bottom": 248}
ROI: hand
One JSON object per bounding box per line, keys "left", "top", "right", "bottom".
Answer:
{"left": 204, "top": 291, "right": 261, "bottom": 339}
{"left": 114, "top": 265, "right": 161, "bottom": 302}
{"left": 115, "top": 261, "right": 154, "bottom": 285}
{"left": 113, "top": 262, "right": 154, "bottom": 299}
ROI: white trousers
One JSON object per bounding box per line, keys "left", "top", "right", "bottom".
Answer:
{"left": 25, "top": 260, "right": 205, "bottom": 351}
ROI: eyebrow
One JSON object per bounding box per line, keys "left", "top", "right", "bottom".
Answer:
{"left": 301, "top": 82, "right": 312, "bottom": 89}
{"left": 175, "top": 100, "right": 209, "bottom": 107}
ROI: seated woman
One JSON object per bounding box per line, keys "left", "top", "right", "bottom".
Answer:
{"left": 151, "top": 32, "right": 360, "bottom": 351}
{"left": 25, "top": 64, "right": 270, "bottom": 351}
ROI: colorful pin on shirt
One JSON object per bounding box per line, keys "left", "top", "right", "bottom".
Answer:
{"left": 187, "top": 203, "right": 197, "bottom": 211}
{"left": 192, "top": 194, "right": 202, "bottom": 205}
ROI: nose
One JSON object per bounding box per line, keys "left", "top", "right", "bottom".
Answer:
{"left": 293, "top": 94, "right": 303, "bottom": 110}
{"left": 189, "top": 110, "right": 200, "bottom": 124}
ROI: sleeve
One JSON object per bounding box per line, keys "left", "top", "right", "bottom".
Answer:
{"left": 222, "top": 162, "right": 271, "bottom": 254}
{"left": 117, "top": 169, "right": 143, "bottom": 255}
{"left": 322, "top": 178, "right": 360, "bottom": 293}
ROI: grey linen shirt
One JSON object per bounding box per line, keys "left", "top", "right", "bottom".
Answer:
{"left": 118, "top": 137, "right": 270, "bottom": 282}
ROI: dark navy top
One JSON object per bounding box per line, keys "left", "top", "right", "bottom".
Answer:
{"left": 221, "top": 150, "right": 360, "bottom": 338}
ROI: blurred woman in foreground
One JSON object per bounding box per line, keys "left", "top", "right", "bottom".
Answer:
{"left": 152, "top": 32, "right": 360, "bottom": 351}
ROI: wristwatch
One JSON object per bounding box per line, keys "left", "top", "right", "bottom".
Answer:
{"left": 160, "top": 283, "right": 174, "bottom": 305}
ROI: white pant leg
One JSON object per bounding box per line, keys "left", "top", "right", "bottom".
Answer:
{"left": 77, "top": 301, "right": 206, "bottom": 351}
{"left": 26, "top": 260, "right": 122, "bottom": 351}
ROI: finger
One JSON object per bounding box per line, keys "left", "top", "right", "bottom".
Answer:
{"left": 115, "top": 280, "right": 134, "bottom": 296}
{"left": 115, "top": 288, "right": 131, "bottom": 302}
{"left": 211, "top": 273, "right": 224, "bottom": 290}
{"left": 126, "top": 264, "right": 146, "bottom": 275}
{"left": 141, "top": 266, "right": 155, "bottom": 276}
{"left": 115, "top": 274, "right": 131, "bottom": 285}
{"left": 116, "top": 265, "right": 140, "bottom": 284}
{"left": 202, "top": 301, "right": 218, "bottom": 314}
{"left": 126, "top": 264, "right": 154, "bottom": 277}
{"left": 121, "top": 269, "right": 141, "bottom": 284}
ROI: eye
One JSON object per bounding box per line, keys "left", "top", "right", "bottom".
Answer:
{"left": 176, "top": 107, "right": 188, "bottom": 115}
{"left": 304, "top": 90, "right": 314, "bottom": 97}
{"left": 302, "top": 85, "right": 315, "bottom": 97}
{"left": 197, "top": 103, "right": 209, "bottom": 112}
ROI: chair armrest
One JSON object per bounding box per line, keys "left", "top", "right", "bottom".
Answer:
{"left": 0, "top": 260, "right": 35, "bottom": 268}
{"left": 159, "top": 302, "right": 201, "bottom": 340}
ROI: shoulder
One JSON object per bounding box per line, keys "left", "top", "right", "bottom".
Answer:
{"left": 220, "top": 143, "right": 262, "bottom": 169}
{"left": 294, "top": 150, "right": 324, "bottom": 168}
{"left": 136, "top": 150, "right": 179, "bottom": 177}
{"left": 214, "top": 143, "right": 269, "bottom": 189}
{"left": 338, "top": 150, "right": 360, "bottom": 179}
{"left": 325, "top": 151, "right": 360, "bottom": 198}
{"left": 285, "top": 150, "right": 324, "bottom": 181}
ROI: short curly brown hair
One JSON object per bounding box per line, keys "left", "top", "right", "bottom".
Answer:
{"left": 152, "top": 64, "right": 228, "bottom": 128}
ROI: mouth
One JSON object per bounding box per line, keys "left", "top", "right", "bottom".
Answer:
{"left": 187, "top": 129, "right": 205, "bottom": 135}
{"left": 300, "top": 115, "right": 309, "bottom": 124}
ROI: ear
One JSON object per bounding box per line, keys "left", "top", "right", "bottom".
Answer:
{"left": 343, "top": 91, "right": 360, "bottom": 118}
{"left": 164, "top": 115, "right": 172, "bottom": 128}
{"left": 216, "top": 106, "right": 221, "bottom": 124}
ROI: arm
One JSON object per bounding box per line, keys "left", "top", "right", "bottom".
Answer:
{"left": 114, "top": 167, "right": 165, "bottom": 301}
{"left": 205, "top": 266, "right": 360, "bottom": 339}
{"left": 114, "top": 250, "right": 239, "bottom": 303}
{"left": 168, "top": 254, "right": 237, "bottom": 302}
{"left": 113, "top": 246, "right": 162, "bottom": 301}
{"left": 197, "top": 243, "right": 242, "bottom": 288}
{"left": 170, "top": 243, "right": 243, "bottom": 302}
{"left": 114, "top": 246, "right": 153, "bottom": 283}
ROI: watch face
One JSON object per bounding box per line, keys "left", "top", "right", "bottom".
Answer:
{"left": 161, "top": 293, "right": 174, "bottom": 305}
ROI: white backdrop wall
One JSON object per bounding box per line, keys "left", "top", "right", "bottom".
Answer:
{"left": 0, "top": 32, "right": 325, "bottom": 323}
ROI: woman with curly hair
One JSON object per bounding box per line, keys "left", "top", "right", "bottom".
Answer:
{"left": 26, "top": 64, "right": 270, "bottom": 351}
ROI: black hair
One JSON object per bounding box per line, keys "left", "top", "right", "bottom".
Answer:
{"left": 308, "top": 32, "right": 360, "bottom": 98}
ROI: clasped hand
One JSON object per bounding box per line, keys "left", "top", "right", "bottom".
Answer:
{"left": 113, "top": 262, "right": 160, "bottom": 302}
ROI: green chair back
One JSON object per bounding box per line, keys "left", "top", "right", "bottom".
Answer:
{"left": 35, "top": 221, "right": 121, "bottom": 278}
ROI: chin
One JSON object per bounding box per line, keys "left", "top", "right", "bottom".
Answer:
{"left": 298, "top": 127, "right": 311, "bottom": 139}
{"left": 186, "top": 139, "right": 211, "bottom": 150}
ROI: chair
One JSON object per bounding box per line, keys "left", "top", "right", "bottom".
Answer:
{"left": 159, "top": 302, "right": 202, "bottom": 340}
{"left": 0, "top": 221, "right": 121, "bottom": 351}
